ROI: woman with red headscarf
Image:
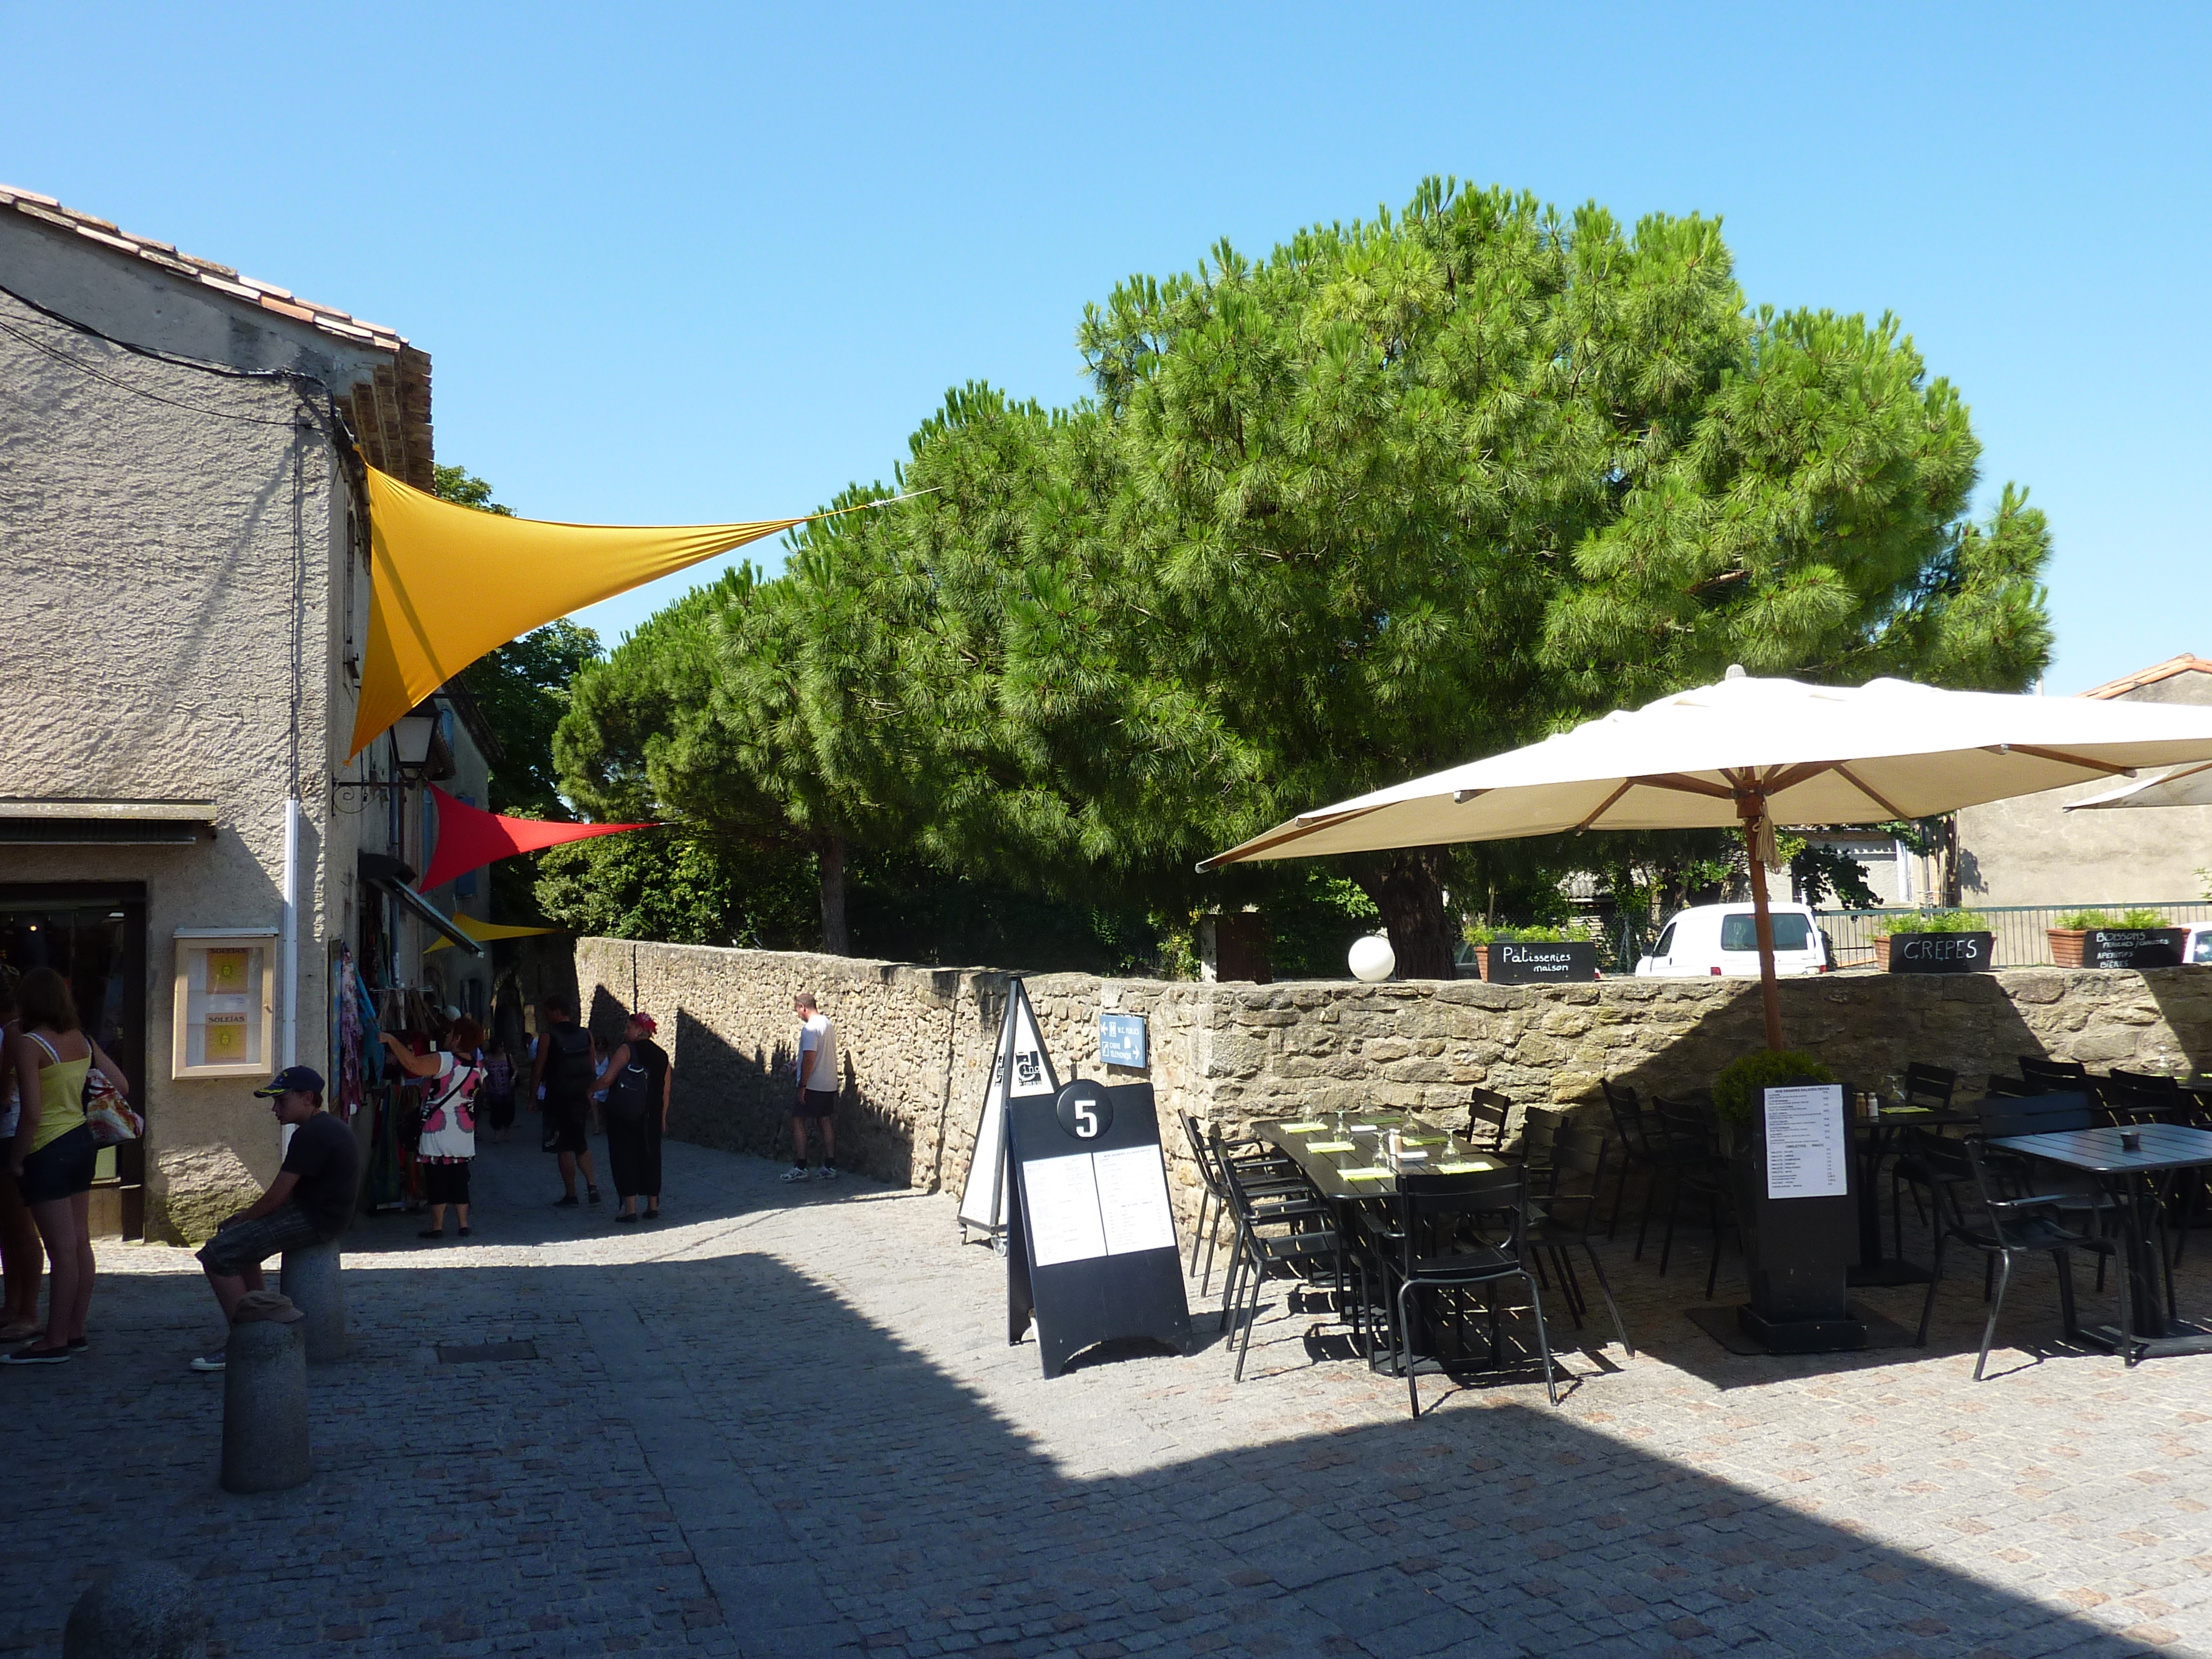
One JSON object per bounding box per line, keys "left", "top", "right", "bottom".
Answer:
{"left": 589, "top": 1012, "right": 671, "bottom": 1223}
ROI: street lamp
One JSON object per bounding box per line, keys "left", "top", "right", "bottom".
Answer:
{"left": 391, "top": 712, "right": 437, "bottom": 777}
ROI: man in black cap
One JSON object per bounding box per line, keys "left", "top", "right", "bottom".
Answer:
{"left": 188, "top": 1065, "right": 359, "bottom": 1372}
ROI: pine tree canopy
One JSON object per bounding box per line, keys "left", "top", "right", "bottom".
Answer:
{"left": 551, "top": 178, "right": 2052, "bottom": 974}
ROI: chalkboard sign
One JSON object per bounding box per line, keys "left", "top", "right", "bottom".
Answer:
{"left": 956, "top": 980, "right": 1061, "bottom": 1245}
{"left": 1885, "top": 931, "right": 1993, "bottom": 974}
{"left": 1480, "top": 940, "right": 1600, "bottom": 984}
{"left": 1004, "top": 1078, "right": 1190, "bottom": 1378}
{"left": 1099, "top": 1012, "right": 1147, "bottom": 1068}
{"left": 2085, "top": 928, "right": 2185, "bottom": 970}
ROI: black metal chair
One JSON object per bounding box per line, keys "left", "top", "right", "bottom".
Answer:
{"left": 1983, "top": 1074, "right": 2036, "bottom": 1099}
{"left": 1652, "top": 1098, "right": 1737, "bottom": 1298}
{"left": 1601, "top": 1081, "right": 1706, "bottom": 1260}
{"left": 1359, "top": 1165, "right": 1557, "bottom": 1416}
{"left": 1178, "top": 1114, "right": 1306, "bottom": 1296}
{"left": 2103, "top": 1070, "right": 2186, "bottom": 1125}
{"left": 1976, "top": 1092, "right": 2111, "bottom": 1290}
{"left": 1216, "top": 1153, "right": 1346, "bottom": 1381}
{"left": 2018, "top": 1056, "right": 2089, "bottom": 1096}
{"left": 1903, "top": 1062, "right": 1958, "bottom": 1108}
{"left": 1912, "top": 1130, "right": 2117, "bottom": 1379}
{"left": 1524, "top": 1126, "right": 1632, "bottom": 1356}
{"left": 1464, "top": 1087, "right": 1512, "bottom": 1154}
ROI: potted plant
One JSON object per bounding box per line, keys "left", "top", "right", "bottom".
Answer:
{"left": 1711, "top": 1050, "right": 1863, "bottom": 1353}
{"left": 1868, "top": 909, "right": 1994, "bottom": 973}
{"left": 2047, "top": 909, "right": 2187, "bottom": 969}
{"left": 1465, "top": 923, "right": 1600, "bottom": 984}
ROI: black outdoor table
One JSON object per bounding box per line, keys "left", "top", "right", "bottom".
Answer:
{"left": 1988, "top": 1122, "right": 2212, "bottom": 1363}
{"left": 1255, "top": 1115, "right": 1513, "bottom": 1371}
{"left": 1847, "top": 1105, "right": 1981, "bottom": 1288}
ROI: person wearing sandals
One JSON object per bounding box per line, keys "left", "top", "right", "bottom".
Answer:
{"left": 590, "top": 1012, "right": 672, "bottom": 1223}
{"left": 381, "top": 1019, "right": 483, "bottom": 1240}
{"left": 2, "top": 969, "right": 124, "bottom": 1366}
{"left": 0, "top": 974, "right": 50, "bottom": 1344}
{"left": 189, "top": 1065, "right": 358, "bottom": 1372}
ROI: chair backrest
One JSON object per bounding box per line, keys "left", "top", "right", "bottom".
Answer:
{"left": 1600, "top": 1081, "right": 1652, "bottom": 1159}
{"left": 1906, "top": 1125, "right": 1982, "bottom": 1235}
{"left": 1983, "top": 1074, "right": 2034, "bottom": 1099}
{"left": 1518, "top": 1108, "right": 1564, "bottom": 1170}
{"left": 1391, "top": 1165, "right": 1529, "bottom": 1275}
{"left": 1540, "top": 1126, "right": 1611, "bottom": 1239}
{"left": 2018, "top": 1056, "right": 2088, "bottom": 1093}
{"left": 1903, "top": 1062, "right": 1957, "bottom": 1108}
{"left": 1466, "top": 1087, "right": 1512, "bottom": 1151}
{"left": 2108, "top": 1067, "right": 2180, "bottom": 1096}
{"left": 1979, "top": 1090, "right": 2093, "bottom": 1138}
{"left": 1181, "top": 1114, "right": 1227, "bottom": 1200}
{"left": 1652, "top": 1096, "right": 1714, "bottom": 1158}
{"left": 2101, "top": 1080, "right": 2185, "bottom": 1126}
{"left": 1959, "top": 1135, "right": 2049, "bottom": 1249}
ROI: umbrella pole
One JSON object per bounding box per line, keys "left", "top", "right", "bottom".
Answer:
{"left": 1739, "top": 808, "right": 1786, "bottom": 1052}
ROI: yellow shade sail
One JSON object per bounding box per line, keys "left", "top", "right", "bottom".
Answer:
{"left": 349, "top": 465, "right": 807, "bottom": 758}
{"left": 423, "top": 915, "right": 563, "bottom": 955}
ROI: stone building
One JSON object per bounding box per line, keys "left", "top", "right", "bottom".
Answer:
{"left": 1954, "top": 656, "right": 2212, "bottom": 908}
{"left": 0, "top": 184, "right": 491, "bottom": 1240}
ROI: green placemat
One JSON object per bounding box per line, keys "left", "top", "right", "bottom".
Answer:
{"left": 1436, "top": 1159, "right": 1498, "bottom": 1174}
{"left": 1399, "top": 1135, "right": 1446, "bottom": 1146}
{"left": 1881, "top": 1105, "right": 1932, "bottom": 1116}
{"left": 1338, "top": 1166, "right": 1393, "bottom": 1180}
{"left": 1304, "top": 1139, "right": 1357, "bottom": 1154}
{"left": 1279, "top": 1121, "right": 1328, "bottom": 1134}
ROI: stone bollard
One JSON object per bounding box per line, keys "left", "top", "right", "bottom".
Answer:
{"left": 63, "top": 1559, "right": 208, "bottom": 1658}
{"left": 220, "top": 1317, "right": 311, "bottom": 1494}
{"left": 279, "top": 1237, "right": 347, "bottom": 1362}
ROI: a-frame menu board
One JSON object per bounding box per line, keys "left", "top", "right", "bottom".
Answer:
{"left": 1005, "top": 1077, "right": 1190, "bottom": 1378}
{"left": 956, "top": 979, "right": 1060, "bottom": 1246}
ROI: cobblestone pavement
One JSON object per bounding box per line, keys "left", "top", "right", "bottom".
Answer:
{"left": 2, "top": 1130, "right": 2209, "bottom": 1659}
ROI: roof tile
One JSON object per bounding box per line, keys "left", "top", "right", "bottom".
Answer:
{"left": 0, "top": 185, "right": 406, "bottom": 349}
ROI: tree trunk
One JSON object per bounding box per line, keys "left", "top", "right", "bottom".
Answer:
{"left": 1352, "top": 848, "right": 1457, "bottom": 980}
{"left": 818, "top": 833, "right": 849, "bottom": 954}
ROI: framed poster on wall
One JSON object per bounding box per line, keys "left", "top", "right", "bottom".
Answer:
{"left": 172, "top": 928, "right": 275, "bottom": 1078}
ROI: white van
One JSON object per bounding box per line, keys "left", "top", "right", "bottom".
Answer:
{"left": 1635, "top": 902, "right": 1830, "bottom": 978}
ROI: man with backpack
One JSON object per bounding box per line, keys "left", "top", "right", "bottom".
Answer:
{"left": 531, "top": 996, "right": 600, "bottom": 1207}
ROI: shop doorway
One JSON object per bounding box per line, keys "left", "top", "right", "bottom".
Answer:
{"left": 0, "top": 884, "right": 147, "bottom": 1239}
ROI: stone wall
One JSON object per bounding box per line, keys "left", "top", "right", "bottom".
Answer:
{"left": 575, "top": 937, "right": 2212, "bottom": 1229}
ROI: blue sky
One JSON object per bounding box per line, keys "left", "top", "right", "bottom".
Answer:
{"left": 7, "top": 2, "right": 2204, "bottom": 692}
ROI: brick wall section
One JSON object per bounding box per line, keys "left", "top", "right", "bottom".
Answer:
{"left": 575, "top": 939, "right": 2212, "bottom": 1226}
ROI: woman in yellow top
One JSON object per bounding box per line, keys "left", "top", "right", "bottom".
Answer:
{"left": 3, "top": 968, "right": 127, "bottom": 1365}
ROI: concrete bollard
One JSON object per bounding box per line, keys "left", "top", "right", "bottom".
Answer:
{"left": 278, "top": 1238, "right": 347, "bottom": 1362}
{"left": 220, "top": 1318, "right": 311, "bottom": 1494}
{"left": 63, "top": 1559, "right": 209, "bottom": 1658}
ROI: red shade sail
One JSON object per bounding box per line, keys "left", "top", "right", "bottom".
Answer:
{"left": 420, "top": 786, "right": 657, "bottom": 892}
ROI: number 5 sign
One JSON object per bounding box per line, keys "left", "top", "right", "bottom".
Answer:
{"left": 1056, "top": 1079, "right": 1113, "bottom": 1141}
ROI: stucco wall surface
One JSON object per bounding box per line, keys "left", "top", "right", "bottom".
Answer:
{"left": 1956, "top": 674, "right": 2212, "bottom": 908}
{"left": 0, "top": 283, "right": 357, "bottom": 1240}
{"left": 578, "top": 937, "right": 2212, "bottom": 1230}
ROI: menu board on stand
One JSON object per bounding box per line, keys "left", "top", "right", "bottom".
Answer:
{"left": 1005, "top": 1074, "right": 1190, "bottom": 1378}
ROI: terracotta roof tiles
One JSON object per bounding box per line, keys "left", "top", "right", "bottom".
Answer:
{"left": 2080, "top": 655, "right": 2212, "bottom": 701}
{"left": 0, "top": 183, "right": 409, "bottom": 355}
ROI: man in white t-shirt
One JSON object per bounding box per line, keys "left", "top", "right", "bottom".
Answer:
{"left": 783, "top": 991, "right": 840, "bottom": 1182}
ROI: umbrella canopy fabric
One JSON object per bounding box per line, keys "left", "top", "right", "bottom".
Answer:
{"left": 2065, "top": 760, "right": 2212, "bottom": 811}
{"left": 424, "top": 915, "right": 563, "bottom": 956}
{"left": 1202, "top": 674, "right": 2212, "bottom": 870}
{"left": 1202, "top": 672, "right": 2212, "bottom": 1051}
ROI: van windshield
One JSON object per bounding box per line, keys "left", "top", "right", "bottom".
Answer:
{"left": 1652, "top": 923, "right": 1675, "bottom": 957}
{"left": 1720, "top": 912, "right": 1812, "bottom": 951}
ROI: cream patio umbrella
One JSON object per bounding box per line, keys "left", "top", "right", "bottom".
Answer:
{"left": 2065, "top": 760, "right": 2212, "bottom": 811}
{"left": 1202, "top": 669, "right": 2212, "bottom": 1050}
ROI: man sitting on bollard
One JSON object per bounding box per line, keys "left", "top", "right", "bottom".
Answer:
{"left": 189, "top": 1065, "right": 359, "bottom": 1373}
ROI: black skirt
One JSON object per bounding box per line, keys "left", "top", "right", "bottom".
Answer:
{"left": 605, "top": 1108, "right": 662, "bottom": 1199}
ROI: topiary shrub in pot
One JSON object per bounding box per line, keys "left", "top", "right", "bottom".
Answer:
{"left": 1713, "top": 1050, "right": 1836, "bottom": 1152}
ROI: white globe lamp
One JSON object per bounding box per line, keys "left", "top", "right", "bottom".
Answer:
{"left": 1347, "top": 934, "right": 1396, "bottom": 983}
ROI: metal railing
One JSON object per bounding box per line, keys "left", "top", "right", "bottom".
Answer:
{"left": 1815, "top": 901, "right": 2212, "bottom": 970}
